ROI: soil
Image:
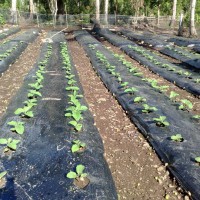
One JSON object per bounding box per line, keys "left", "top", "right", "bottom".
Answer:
{"left": 73, "top": 177, "right": 90, "bottom": 189}
{"left": 0, "top": 30, "right": 47, "bottom": 116}
{"left": 66, "top": 33, "right": 189, "bottom": 200}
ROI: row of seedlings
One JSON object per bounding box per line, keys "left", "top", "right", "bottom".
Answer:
{"left": 0, "top": 27, "right": 20, "bottom": 40}
{"left": 0, "top": 44, "right": 52, "bottom": 184}
{"left": 97, "top": 29, "right": 200, "bottom": 96}
{"left": 60, "top": 42, "right": 89, "bottom": 188}
{"left": 75, "top": 30, "right": 200, "bottom": 200}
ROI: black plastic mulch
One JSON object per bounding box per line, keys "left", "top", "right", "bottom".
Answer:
{"left": 0, "top": 32, "right": 117, "bottom": 199}
{"left": 75, "top": 30, "right": 200, "bottom": 200}
{"left": 0, "top": 27, "right": 20, "bottom": 40}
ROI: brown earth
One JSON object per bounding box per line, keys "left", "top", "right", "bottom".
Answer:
{"left": 66, "top": 33, "right": 191, "bottom": 200}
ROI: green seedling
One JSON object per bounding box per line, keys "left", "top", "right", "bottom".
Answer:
{"left": 66, "top": 110, "right": 82, "bottom": 121}
{"left": 142, "top": 104, "right": 157, "bottom": 113}
{"left": 28, "top": 82, "right": 43, "bottom": 90}
{"left": 169, "top": 91, "right": 179, "bottom": 101}
{"left": 28, "top": 90, "right": 42, "bottom": 98}
{"left": 67, "top": 164, "right": 87, "bottom": 181}
{"left": 192, "top": 115, "right": 200, "bottom": 119}
{"left": 120, "top": 82, "right": 129, "bottom": 88}
{"left": 68, "top": 91, "right": 83, "bottom": 100}
{"left": 129, "top": 67, "right": 138, "bottom": 73}
{"left": 14, "top": 106, "right": 34, "bottom": 118}
{"left": 171, "top": 134, "right": 183, "bottom": 142}
{"left": 195, "top": 78, "right": 200, "bottom": 83}
{"left": 153, "top": 116, "right": 169, "bottom": 127}
{"left": 71, "top": 140, "right": 86, "bottom": 153}
{"left": 23, "top": 99, "right": 37, "bottom": 107}
{"left": 133, "top": 72, "right": 143, "bottom": 77}
{"left": 66, "top": 86, "right": 79, "bottom": 91}
{"left": 7, "top": 121, "right": 25, "bottom": 135}
{"left": 195, "top": 157, "right": 200, "bottom": 165}
{"left": 179, "top": 99, "right": 193, "bottom": 110}
{"left": 124, "top": 87, "right": 138, "bottom": 95}
{"left": 0, "top": 171, "right": 7, "bottom": 179}
{"left": 69, "top": 121, "right": 83, "bottom": 132}
{"left": 134, "top": 96, "right": 146, "bottom": 103}
{"left": 66, "top": 75, "right": 75, "bottom": 80}
{"left": 177, "top": 70, "right": 184, "bottom": 75}
{"left": 0, "top": 138, "right": 20, "bottom": 151}
{"left": 184, "top": 71, "right": 192, "bottom": 78}
{"left": 161, "top": 64, "right": 170, "bottom": 68}
{"left": 68, "top": 79, "right": 77, "bottom": 86}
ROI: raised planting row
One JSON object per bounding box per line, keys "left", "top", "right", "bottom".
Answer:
{"left": 0, "top": 27, "right": 20, "bottom": 40}
{"left": 0, "top": 29, "right": 39, "bottom": 75}
{"left": 0, "top": 31, "right": 117, "bottom": 199}
{"left": 120, "top": 29, "right": 200, "bottom": 70}
{"left": 96, "top": 29, "right": 200, "bottom": 96}
{"left": 75, "top": 30, "right": 200, "bottom": 200}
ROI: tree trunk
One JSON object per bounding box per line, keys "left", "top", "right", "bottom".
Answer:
{"left": 29, "top": 0, "right": 34, "bottom": 20}
{"left": 11, "top": 0, "right": 17, "bottom": 24}
{"left": 157, "top": 4, "right": 160, "bottom": 26}
{"left": 178, "top": 12, "right": 184, "bottom": 36}
{"left": 48, "top": 0, "right": 58, "bottom": 27}
{"left": 189, "top": 0, "right": 197, "bottom": 37}
{"left": 105, "top": 0, "right": 109, "bottom": 25}
{"left": 96, "top": 0, "right": 100, "bottom": 22}
{"left": 170, "top": 0, "right": 177, "bottom": 28}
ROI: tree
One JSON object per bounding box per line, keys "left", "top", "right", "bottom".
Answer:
{"left": 48, "top": 0, "right": 58, "bottom": 26}
{"left": 11, "top": 0, "right": 17, "bottom": 24}
{"left": 105, "top": 0, "right": 109, "bottom": 24}
{"left": 170, "top": 0, "right": 177, "bottom": 28}
{"left": 189, "top": 0, "right": 197, "bottom": 36}
{"left": 96, "top": 0, "right": 100, "bottom": 21}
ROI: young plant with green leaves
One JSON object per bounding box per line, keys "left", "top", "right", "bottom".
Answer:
{"left": 134, "top": 96, "right": 146, "bottom": 103}
{"left": 7, "top": 121, "right": 25, "bottom": 135}
{"left": 195, "top": 157, "right": 200, "bottom": 165}
{"left": 124, "top": 87, "right": 138, "bottom": 95}
{"left": 142, "top": 104, "right": 158, "bottom": 113}
{"left": 28, "top": 90, "right": 42, "bottom": 99}
{"left": 66, "top": 164, "right": 87, "bottom": 180}
{"left": 71, "top": 140, "right": 86, "bottom": 153}
{"left": 170, "top": 134, "right": 184, "bottom": 142}
{"left": 153, "top": 116, "right": 169, "bottom": 127}
{"left": 192, "top": 115, "right": 200, "bottom": 119}
{"left": 179, "top": 99, "right": 193, "bottom": 111}
{"left": 169, "top": 91, "right": 179, "bottom": 101}
{"left": 14, "top": 106, "right": 34, "bottom": 118}
{"left": 0, "top": 171, "right": 7, "bottom": 180}
{"left": 120, "top": 81, "right": 129, "bottom": 88}
{"left": 0, "top": 138, "right": 20, "bottom": 152}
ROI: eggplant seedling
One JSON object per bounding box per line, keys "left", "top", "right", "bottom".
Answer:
{"left": 192, "top": 115, "right": 200, "bottom": 119}
{"left": 195, "top": 157, "right": 200, "bottom": 165}
{"left": 0, "top": 171, "right": 7, "bottom": 180}
{"left": 67, "top": 164, "right": 87, "bottom": 180}
{"left": 170, "top": 134, "right": 184, "bottom": 142}
{"left": 66, "top": 86, "right": 79, "bottom": 92}
{"left": 179, "top": 99, "right": 193, "bottom": 110}
{"left": 142, "top": 104, "right": 157, "bottom": 113}
{"left": 69, "top": 121, "right": 83, "bottom": 132}
{"left": 0, "top": 138, "right": 20, "bottom": 152}
{"left": 120, "top": 82, "right": 129, "bottom": 88}
{"left": 15, "top": 106, "right": 34, "bottom": 118}
{"left": 71, "top": 140, "right": 86, "bottom": 153}
{"left": 124, "top": 87, "right": 138, "bottom": 95}
{"left": 169, "top": 91, "right": 179, "bottom": 101}
{"left": 7, "top": 121, "right": 25, "bottom": 135}
{"left": 153, "top": 116, "right": 169, "bottom": 127}
{"left": 28, "top": 82, "right": 43, "bottom": 90}
{"left": 134, "top": 96, "right": 146, "bottom": 103}
{"left": 28, "top": 90, "right": 42, "bottom": 98}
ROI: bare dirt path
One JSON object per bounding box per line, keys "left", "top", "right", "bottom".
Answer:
{"left": 0, "top": 30, "right": 47, "bottom": 116}
{"left": 67, "top": 33, "right": 188, "bottom": 200}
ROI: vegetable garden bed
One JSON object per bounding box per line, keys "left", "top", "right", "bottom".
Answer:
{"left": 0, "top": 27, "right": 20, "bottom": 40}
{"left": 96, "top": 29, "right": 200, "bottom": 96}
{"left": 75, "top": 30, "right": 200, "bottom": 200}
{"left": 0, "top": 29, "right": 39, "bottom": 75}
{"left": 0, "top": 32, "right": 116, "bottom": 199}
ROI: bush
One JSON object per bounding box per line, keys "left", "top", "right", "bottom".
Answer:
{"left": 0, "top": 14, "right": 5, "bottom": 26}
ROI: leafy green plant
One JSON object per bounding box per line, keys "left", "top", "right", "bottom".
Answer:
{"left": 124, "top": 87, "right": 138, "bottom": 95}
{"left": 195, "top": 78, "right": 200, "bottom": 83}
{"left": 7, "top": 121, "right": 25, "bottom": 135}
{"left": 28, "top": 82, "right": 43, "bottom": 90}
{"left": 0, "top": 138, "right": 20, "bottom": 151}
{"left": 120, "top": 82, "right": 129, "bottom": 88}
{"left": 171, "top": 134, "right": 183, "bottom": 142}
{"left": 71, "top": 140, "right": 86, "bottom": 153}
{"left": 28, "top": 90, "right": 42, "bottom": 98}
{"left": 0, "top": 14, "right": 5, "bottom": 26}
{"left": 14, "top": 106, "right": 34, "bottom": 118}
{"left": 142, "top": 104, "right": 158, "bottom": 113}
{"left": 195, "top": 157, "right": 200, "bottom": 164}
{"left": 179, "top": 99, "right": 193, "bottom": 110}
{"left": 23, "top": 99, "right": 37, "bottom": 107}
{"left": 0, "top": 171, "right": 7, "bottom": 179}
{"left": 134, "top": 96, "right": 146, "bottom": 103}
{"left": 67, "top": 164, "right": 87, "bottom": 180}
{"left": 153, "top": 116, "right": 169, "bottom": 127}
{"left": 192, "top": 115, "right": 200, "bottom": 119}
{"left": 169, "top": 91, "right": 179, "bottom": 101}
{"left": 69, "top": 121, "right": 82, "bottom": 132}
{"left": 66, "top": 86, "right": 79, "bottom": 92}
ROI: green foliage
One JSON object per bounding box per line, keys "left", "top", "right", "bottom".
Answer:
{"left": 142, "top": 104, "right": 157, "bottom": 113}
{"left": 179, "top": 99, "right": 193, "bottom": 110}
{"left": 71, "top": 140, "right": 86, "bottom": 153}
{"left": 171, "top": 134, "right": 183, "bottom": 142}
{"left": 195, "top": 157, "right": 200, "bottom": 163}
{"left": 169, "top": 91, "right": 179, "bottom": 100}
{"left": 124, "top": 87, "right": 138, "bottom": 95}
{"left": 0, "top": 138, "right": 20, "bottom": 151}
{"left": 66, "top": 164, "right": 87, "bottom": 179}
{"left": 0, "top": 171, "right": 7, "bottom": 179}
{"left": 0, "top": 14, "right": 5, "bottom": 26}
{"left": 153, "top": 116, "right": 170, "bottom": 127}
{"left": 7, "top": 121, "right": 25, "bottom": 135}
{"left": 15, "top": 106, "right": 34, "bottom": 118}
{"left": 134, "top": 96, "right": 146, "bottom": 103}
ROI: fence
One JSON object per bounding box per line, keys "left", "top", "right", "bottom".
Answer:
{"left": 0, "top": 8, "right": 178, "bottom": 30}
